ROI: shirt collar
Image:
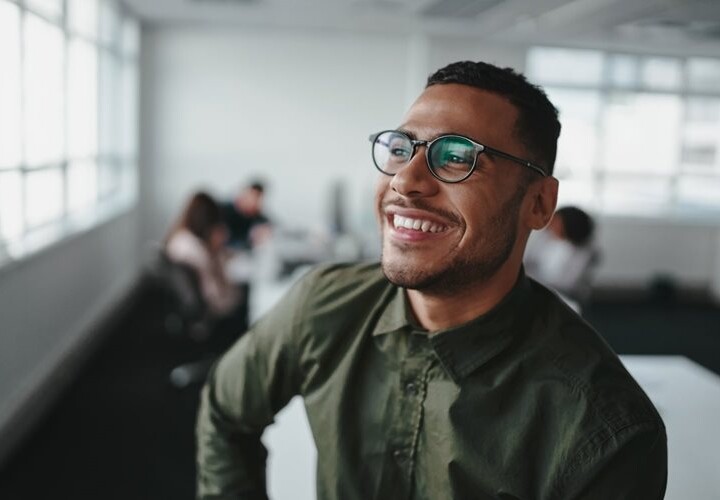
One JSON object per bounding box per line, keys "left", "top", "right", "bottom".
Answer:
{"left": 372, "top": 271, "right": 533, "bottom": 384}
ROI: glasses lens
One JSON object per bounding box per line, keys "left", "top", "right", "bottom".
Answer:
{"left": 428, "top": 136, "right": 476, "bottom": 181}
{"left": 372, "top": 131, "right": 412, "bottom": 175}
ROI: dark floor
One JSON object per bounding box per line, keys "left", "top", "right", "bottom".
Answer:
{"left": 0, "top": 286, "right": 719, "bottom": 500}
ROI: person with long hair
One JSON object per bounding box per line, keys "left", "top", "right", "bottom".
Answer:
{"left": 165, "top": 191, "right": 240, "bottom": 317}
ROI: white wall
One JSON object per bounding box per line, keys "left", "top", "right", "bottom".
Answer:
{"left": 0, "top": 210, "right": 141, "bottom": 462}
{"left": 139, "top": 26, "right": 720, "bottom": 296}
{"left": 140, "top": 26, "right": 412, "bottom": 245}
{"left": 594, "top": 216, "right": 720, "bottom": 289}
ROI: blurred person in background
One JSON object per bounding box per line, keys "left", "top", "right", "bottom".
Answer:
{"left": 196, "top": 61, "right": 666, "bottom": 500}
{"left": 524, "top": 205, "right": 599, "bottom": 309}
{"left": 165, "top": 191, "right": 241, "bottom": 320}
{"left": 222, "top": 181, "right": 272, "bottom": 251}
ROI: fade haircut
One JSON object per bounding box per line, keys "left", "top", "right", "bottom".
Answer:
{"left": 426, "top": 61, "right": 561, "bottom": 176}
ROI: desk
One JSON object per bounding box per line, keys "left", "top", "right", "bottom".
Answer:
{"left": 253, "top": 282, "right": 720, "bottom": 499}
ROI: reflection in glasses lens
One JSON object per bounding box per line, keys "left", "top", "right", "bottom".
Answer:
{"left": 428, "top": 137, "right": 475, "bottom": 181}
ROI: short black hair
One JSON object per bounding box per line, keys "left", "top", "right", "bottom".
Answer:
{"left": 248, "top": 181, "right": 265, "bottom": 194}
{"left": 556, "top": 206, "right": 595, "bottom": 246}
{"left": 426, "top": 61, "right": 560, "bottom": 176}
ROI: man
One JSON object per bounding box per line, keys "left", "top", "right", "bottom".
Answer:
{"left": 222, "top": 181, "right": 272, "bottom": 250}
{"left": 197, "top": 61, "right": 667, "bottom": 500}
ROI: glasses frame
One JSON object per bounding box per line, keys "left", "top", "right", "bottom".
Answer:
{"left": 369, "top": 130, "right": 548, "bottom": 183}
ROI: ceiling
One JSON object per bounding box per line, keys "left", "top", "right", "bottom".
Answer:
{"left": 121, "top": 0, "right": 720, "bottom": 56}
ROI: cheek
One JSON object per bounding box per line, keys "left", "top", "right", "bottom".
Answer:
{"left": 374, "top": 177, "right": 390, "bottom": 218}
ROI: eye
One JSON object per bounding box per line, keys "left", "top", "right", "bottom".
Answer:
{"left": 445, "top": 153, "right": 470, "bottom": 164}
{"left": 388, "top": 140, "right": 412, "bottom": 160}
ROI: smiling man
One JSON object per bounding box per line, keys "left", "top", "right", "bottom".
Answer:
{"left": 196, "top": 61, "right": 667, "bottom": 500}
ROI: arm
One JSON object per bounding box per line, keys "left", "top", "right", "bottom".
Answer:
{"left": 196, "top": 276, "right": 310, "bottom": 499}
{"left": 559, "top": 421, "right": 668, "bottom": 500}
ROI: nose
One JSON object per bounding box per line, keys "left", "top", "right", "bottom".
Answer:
{"left": 388, "top": 146, "right": 440, "bottom": 198}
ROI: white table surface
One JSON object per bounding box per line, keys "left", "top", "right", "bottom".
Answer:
{"left": 621, "top": 355, "right": 720, "bottom": 500}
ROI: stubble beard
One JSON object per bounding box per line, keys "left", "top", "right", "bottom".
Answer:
{"left": 380, "top": 187, "right": 525, "bottom": 296}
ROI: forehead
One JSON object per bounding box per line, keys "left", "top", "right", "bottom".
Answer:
{"left": 401, "top": 84, "right": 519, "bottom": 147}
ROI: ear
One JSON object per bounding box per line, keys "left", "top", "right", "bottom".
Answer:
{"left": 526, "top": 176, "right": 558, "bottom": 230}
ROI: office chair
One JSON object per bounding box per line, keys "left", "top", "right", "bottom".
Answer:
{"left": 146, "top": 251, "right": 218, "bottom": 388}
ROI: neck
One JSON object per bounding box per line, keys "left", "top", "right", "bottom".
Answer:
{"left": 406, "top": 259, "right": 522, "bottom": 332}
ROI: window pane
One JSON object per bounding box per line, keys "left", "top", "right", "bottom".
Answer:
{"left": 99, "top": 0, "right": 121, "bottom": 48}
{"left": 24, "top": 13, "right": 64, "bottom": 166}
{"left": 545, "top": 87, "right": 600, "bottom": 178}
{"left": 68, "top": 161, "right": 97, "bottom": 211}
{"left": 687, "top": 58, "right": 720, "bottom": 93}
{"left": 600, "top": 177, "right": 672, "bottom": 217}
{"left": 120, "top": 162, "right": 138, "bottom": 202}
{"left": 682, "top": 98, "right": 720, "bottom": 174}
{"left": 26, "top": 168, "right": 63, "bottom": 227}
{"left": 601, "top": 92, "right": 682, "bottom": 174}
{"left": 68, "top": 0, "right": 98, "bottom": 39}
{"left": 68, "top": 38, "right": 98, "bottom": 158}
{"left": 556, "top": 178, "right": 597, "bottom": 211}
{"left": 641, "top": 57, "right": 682, "bottom": 91}
{"left": 608, "top": 54, "right": 638, "bottom": 88}
{"left": 122, "top": 17, "right": 139, "bottom": 57}
{"left": 527, "top": 47, "right": 603, "bottom": 86}
{"left": 0, "top": 170, "right": 23, "bottom": 240}
{"left": 25, "top": 0, "right": 62, "bottom": 22}
{"left": 121, "top": 61, "right": 138, "bottom": 158}
{"left": 98, "top": 161, "right": 120, "bottom": 198}
{"left": 99, "top": 50, "right": 121, "bottom": 156}
{"left": 0, "top": 1, "right": 22, "bottom": 168}
{"left": 676, "top": 176, "right": 720, "bottom": 212}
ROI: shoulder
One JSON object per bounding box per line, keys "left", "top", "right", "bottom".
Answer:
{"left": 286, "top": 261, "right": 393, "bottom": 323}
{"left": 523, "top": 281, "right": 665, "bottom": 483}
{"left": 529, "top": 280, "right": 660, "bottom": 419}
{"left": 166, "top": 229, "right": 210, "bottom": 265}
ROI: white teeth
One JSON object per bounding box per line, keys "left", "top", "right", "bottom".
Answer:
{"left": 392, "top": 214, "right": 446, "bottom": 233}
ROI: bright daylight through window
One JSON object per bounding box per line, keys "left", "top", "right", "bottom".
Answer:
{"left": 527, "top": 47, "right": 720, "bottom": 219}
{"left": 0, "top": 0, "right": 139, "bottom": 265}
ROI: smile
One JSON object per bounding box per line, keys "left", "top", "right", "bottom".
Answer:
{"left": 392, "top": 214, "right": 447, "bottom": 233}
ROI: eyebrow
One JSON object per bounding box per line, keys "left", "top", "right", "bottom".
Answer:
{"left": 396, "top": 127, "right": 416, "bottom": 140}
{"left": 396, "top": 128, "right": 477, "bottom": 143}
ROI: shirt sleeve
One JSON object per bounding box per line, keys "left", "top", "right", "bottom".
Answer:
{"left": 195, "top": 273, "right": 312, "bottom": 500}
{"left": 559, "top": 420, "right": 668, "bottom": 500}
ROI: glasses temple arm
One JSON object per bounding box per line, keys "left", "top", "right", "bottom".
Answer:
{"left": 483, "top": 147, "right": 548, "bottom": 177}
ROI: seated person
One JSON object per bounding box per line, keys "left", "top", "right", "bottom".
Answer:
{"left": 221, "top": 181, "right": 272, "bottom": 251}
{"left": 524, "top": 205, "right": 599, "bottom": 306}
{"left": 165, "top": 191, "right": 240, "bottom": 318}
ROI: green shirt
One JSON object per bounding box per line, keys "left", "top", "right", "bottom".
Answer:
{"left": 196, "top": 262, "right": 667, "bottom": 500}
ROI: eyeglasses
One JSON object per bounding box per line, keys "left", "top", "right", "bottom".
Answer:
{"left": 369, "top": 130, "right": 548, "bottom": 183}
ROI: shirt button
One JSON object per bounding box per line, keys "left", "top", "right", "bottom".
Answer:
{"left": 405, "top": 382, "right": 418, "bottom": 395}
{"left": 393, "top": 449, "right": 405, "bottom": 462}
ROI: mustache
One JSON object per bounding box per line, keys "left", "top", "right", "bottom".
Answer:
{"left": 381, "top": 197, "right": 462, "bottom": 226}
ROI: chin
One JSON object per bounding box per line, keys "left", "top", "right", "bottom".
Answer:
{"left": 380, "top": 255, "right": 438, "bottom": 291}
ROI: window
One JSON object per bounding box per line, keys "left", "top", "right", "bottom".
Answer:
{"left": 527, "top": 47, "right": 720, "bottom": 219}
{"left": 0, "top": 0, "right": 139, "bottom": 264}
